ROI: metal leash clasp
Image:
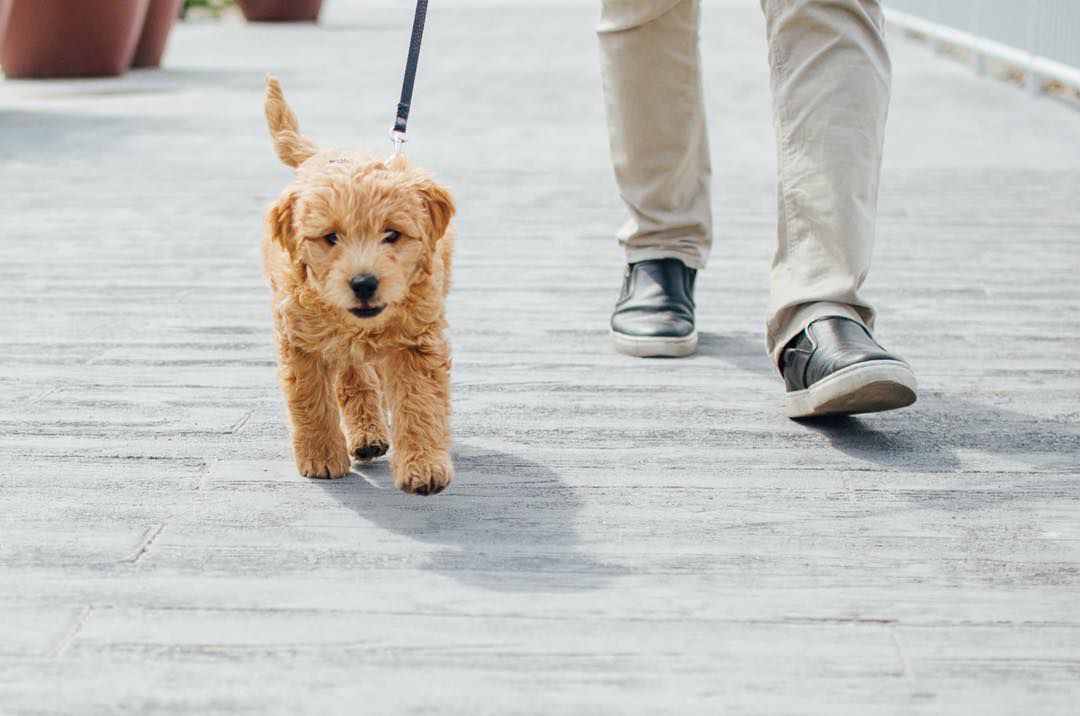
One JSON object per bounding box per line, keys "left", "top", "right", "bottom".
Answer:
{"left": 390, "top": 127, "right": 407, "bottom": 159}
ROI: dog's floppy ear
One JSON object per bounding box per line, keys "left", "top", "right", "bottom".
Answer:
{"left": 418, "top": 179, "right": 455, "bottom": 241}
{"left": 268, "top": 190, "right": 300, "bottom": 258}
{"left": 264, "top": 75, "right": 319, "bottom": 168}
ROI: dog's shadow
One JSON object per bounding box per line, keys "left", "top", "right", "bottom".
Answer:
{"left": 318, "top": 444, "right": 620, "bottom": 593}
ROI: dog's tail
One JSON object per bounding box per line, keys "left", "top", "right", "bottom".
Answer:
{"left": 264, "top": 75, "right": 319, "bottom": 168}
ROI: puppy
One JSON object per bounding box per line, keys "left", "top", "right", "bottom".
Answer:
{"left": 261, "top": 76, "right": 455, "bottom": 495}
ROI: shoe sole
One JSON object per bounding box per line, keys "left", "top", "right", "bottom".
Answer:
{"left": 609, "top": 329, "right": 698, "bottom": 358}
{"left": 786, "top": 360, "right": 917, "bottom": 419}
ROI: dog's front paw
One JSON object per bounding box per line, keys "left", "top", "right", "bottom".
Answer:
{"left": 351, "top": 441, "right": 389, "bottom": 462}
{"left": 294, "top": 435, "right": 351, "bottom": 479}
{"left": 347, "top": 426, "right": 390, "bottom": 463}
{"left": 392, "top": 451, "right": 453, "bottom": 496}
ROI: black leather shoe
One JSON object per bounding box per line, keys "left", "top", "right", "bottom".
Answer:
{"left": 780, "top": 316, "right": 917, "bottom": 418}
{"left": 610, "top": 258, "right": 697, "bottom": 357}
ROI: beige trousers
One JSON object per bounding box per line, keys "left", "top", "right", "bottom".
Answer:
{"left": 598, "top": 0, "right": 892, "bottom": 364}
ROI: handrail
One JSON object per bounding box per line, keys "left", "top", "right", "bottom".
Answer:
{"left": 885, "top": 1, "right": 1080, "bottom": 95}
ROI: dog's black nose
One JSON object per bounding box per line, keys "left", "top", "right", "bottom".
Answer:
{"left": 349, "top": 273, "right": 379, "bottom": 301}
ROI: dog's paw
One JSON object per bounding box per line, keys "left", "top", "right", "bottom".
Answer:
{"left": 351, "top": 441, "right": 389, "bottom": 463}
{"left": 294, "top": 437, "right": 351, "bottom": 479}
{"left": 346, "top": 425, "right": 390, "bottom": 462}
{"left": 392, "top": 452, "right": 453, "bottom": 496}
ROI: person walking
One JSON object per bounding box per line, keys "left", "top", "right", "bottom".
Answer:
{"left": 599, "top": 0, "right": 917, "bottom": 418}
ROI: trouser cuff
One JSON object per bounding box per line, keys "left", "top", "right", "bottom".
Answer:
{"left": 624, "top": 246, "right": 706, "bottom": 271}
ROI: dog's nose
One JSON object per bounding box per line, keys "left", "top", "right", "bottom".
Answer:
{"left": 349, "top": 273, "right": 379, "bottom": 301}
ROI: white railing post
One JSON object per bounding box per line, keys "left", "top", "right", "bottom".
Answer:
{"left": 971, "top": 0, "right": 986, "bottom": 76}
{"left": 930, "top": 0, "right": 946, "bottom": 55}
{"left": 1026, "top": 0, "right": 1044, "bottom": 95}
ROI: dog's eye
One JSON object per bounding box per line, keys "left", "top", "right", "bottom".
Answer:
{"left": 324, "top": 232, "right": 338, "bottom": 247}
{"left": 382, "top": 229, "right": 401, "bottom": 245}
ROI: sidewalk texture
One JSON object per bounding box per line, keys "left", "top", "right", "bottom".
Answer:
{"left": 1, "top": 1, "right": 1079, "bottom": 714}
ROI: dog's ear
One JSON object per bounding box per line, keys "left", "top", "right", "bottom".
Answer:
{"left": 418, "top": 179, "right": 455, "bottom": 241}
{"left": 264, "top": 75, "right": 319, "bottom": 168}
{"left": 268, "top": 190, "right": 299, "bottom": 257}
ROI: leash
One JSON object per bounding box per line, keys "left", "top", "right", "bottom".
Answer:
{"left": 390, "top": 0, "right": 429, "bottom": 156}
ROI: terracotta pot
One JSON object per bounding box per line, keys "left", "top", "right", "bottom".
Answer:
{"left": 1, "top": 0, "right": 151, "bottom": 79}
{"left": 0, "top": 0, "right": 12, "bottom": 59}
{"left": 236, "top": 0, "right": 323, "bottom": 23}
{"left": 132, "top": 0, "right": 183, "bottom": 68}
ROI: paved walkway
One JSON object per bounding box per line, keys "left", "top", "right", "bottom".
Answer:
{"left": 1, "top": 1, "right": 1079, "bottom": 713}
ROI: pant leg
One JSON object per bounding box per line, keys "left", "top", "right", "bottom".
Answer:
{"left": 761, "top": 0, "right": 892, "bottom": 364}
{"left": 598, "top": 0, "right": 712, "bottom": 270}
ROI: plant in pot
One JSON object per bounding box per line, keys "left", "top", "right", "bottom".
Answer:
{"left": 236, "top": 0, "right": 322, "bottom": 23}
{"left": 1, "top": 0, "right": 151, "bottom": 79}
{"left": 181, "top": 0, "right": 234, "bottom": 20}
{"left": 132, "top": 0, "right": 184, "bottom": 68}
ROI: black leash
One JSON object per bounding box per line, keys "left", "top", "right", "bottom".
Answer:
{"left": 391, "top": 0, "right": 429, "bottom": 154}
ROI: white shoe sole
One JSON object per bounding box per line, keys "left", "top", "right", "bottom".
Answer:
{"left": 786, "top": 360, "right": 917, "bottom": 418}
{"left": 609, "top": 329, "right": 698, "bottom": 358}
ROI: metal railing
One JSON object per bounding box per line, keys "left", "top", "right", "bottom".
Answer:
{"left": 885, "top": 0, "right": 1080, "bottom": 94}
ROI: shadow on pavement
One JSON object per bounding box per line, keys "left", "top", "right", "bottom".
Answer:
{"left": 0, "top": 109, "right": 196, "bottom": 160}
{"left": 696, "top": 330, "right": 774, "bottom": 377}
{"left": 697, "top": 330, "right": 1079, "bottom": 474}
{"left": 1, "top": 66, "right": 264, "bottom": 95}
{"left": 0, "top": 68, "right": 265, "bottom": 161}
{"left": 799, "top": 394, "right": 1079, "bottom": 475}
{"left": 319, "top": 444, "right": 622, "bottom": 594}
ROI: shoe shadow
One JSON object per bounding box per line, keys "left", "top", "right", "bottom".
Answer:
{"left": 796, "top": 412, "right": 964, "bottom": 473}
{"left": 317, "top": 444, "right": 621, "bottom": 594}
{"left": 695, "top": 330, "right": 775, "bottom": 378}
{"left": 798, "top": 392, "right": 1079, "bottom": 476}
{"left": 696, "top": 331, "right": 1079, "bottom": 476}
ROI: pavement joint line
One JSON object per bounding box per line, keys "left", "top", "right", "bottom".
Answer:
{"left": 24, "top": 386, "right": 60, "bottom": 407}
{"left": 48, "top": 605, "right": 94, "bottom": 660}
{"left": 129, "top": 524, "right": 166, "bottom": 564}
{"left": 229, "top": 410, "right": 255, "bottom": 434}
{"left": 891, "top": 627, "right": 917, "bottom": 681}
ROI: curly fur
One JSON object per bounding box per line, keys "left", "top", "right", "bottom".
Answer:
{"left": 262, "top": 76, "right": 456, "bottom": 495}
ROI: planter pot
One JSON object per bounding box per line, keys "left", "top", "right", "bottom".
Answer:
{"left": 132, "top": 0, "right": 183, "bottom": 68}
{"left": 236, "top": 0, "right": 323, "bottom": 23}
{"left": 0, "top": 1, "right": 11, "bottom": 60}
{"left": 1, "top": 0, "right": 150, "bottom": 79}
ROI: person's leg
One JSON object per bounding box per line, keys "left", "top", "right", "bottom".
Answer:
{"left": 599, "top": 0, "right": 711, "bottom": 357}
{"left": 760, "top": 0, "right": 915, "bottom": 416}
{"left": 599, "top": 0, "right": 712, "bottom": 269}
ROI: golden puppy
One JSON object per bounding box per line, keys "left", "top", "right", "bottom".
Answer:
{"left": 261, "top": 76, "right": 455, "bottom": 495}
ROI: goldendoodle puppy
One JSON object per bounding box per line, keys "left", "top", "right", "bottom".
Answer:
{"left": 261, "top": 76, "right": 455, "bottom": 495}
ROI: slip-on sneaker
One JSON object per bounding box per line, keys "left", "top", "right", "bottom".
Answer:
{"left": 610, "top": 258, "right": 697, "bottom": 358}
{"left": 781, "top": 316, "right": 917, "bottom": 418}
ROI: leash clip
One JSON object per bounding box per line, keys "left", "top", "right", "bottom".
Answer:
{"left": 390, "top": 128, "right": 407, "bottom": 158}
{"left": 389, "top": 0, "right": 426, "bottom": 160}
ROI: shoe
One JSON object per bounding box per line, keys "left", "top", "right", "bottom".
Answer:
{"left": 781, "top": 316, "right": 917, "bottom": 418}
{"left": 609, "top": 258, "right": 697, "bottom": 357}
